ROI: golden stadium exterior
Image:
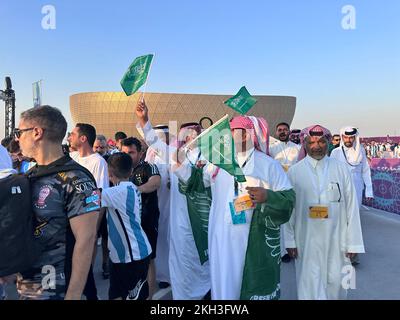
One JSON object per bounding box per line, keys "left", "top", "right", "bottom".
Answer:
{"left": 70, "top": 92, "right": 296, "bottom": 140}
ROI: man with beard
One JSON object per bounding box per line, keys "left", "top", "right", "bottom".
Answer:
{"left": 135, "top": 99, "right": 211, "bottom": 300}
{"left": 173, "top": 115, "right": 295, "bottom": 299}
{"left": 11, "top": 106, "right": 99, "bottom": 300}
{"left": 289, "top": 129, "right": 301, "bottom": 145}
{"left": 284, "top": 125, "right": 364, "bottom": 299}
{"left": 269, "top": 122, "right": 300, "bottom": 263}
{"left": 330, "top": 127, "right": 373, "bottom": 266}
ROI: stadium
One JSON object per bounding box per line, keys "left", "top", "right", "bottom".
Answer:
{"left": 70, "top": 92, "right": 297, "bottom": 139}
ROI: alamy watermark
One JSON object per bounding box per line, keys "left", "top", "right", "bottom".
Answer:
{"left": 341, "top": 265, "right": 356, "bottom": 290}
{"left": 41, "top": 5, "right": 56, "bottom": 30}
{"left": 342, "top": 5, "right": 356, "bottom": 30}
{"left": 41, "top": 265, "right": 56, "bottom": 289}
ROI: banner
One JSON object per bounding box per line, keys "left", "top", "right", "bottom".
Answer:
{"left": 363, "top": 158, "right": 400, "bottom": 214}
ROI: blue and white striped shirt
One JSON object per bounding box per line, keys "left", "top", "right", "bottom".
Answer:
{"left": 101, "top": 181, "right": 152, "bottom": 263}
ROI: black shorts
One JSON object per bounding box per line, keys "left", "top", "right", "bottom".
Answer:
{"left": 141, "top": 207, "right": 159, "bottom": 260}
{"left": 97, "top": 213, "right": 108, "bottom": 239}
{"left": 109, "top": 257, "right": 150, "bottom": 300}
{"left": 142, "top": 225, "right": 158, "bottom": 260}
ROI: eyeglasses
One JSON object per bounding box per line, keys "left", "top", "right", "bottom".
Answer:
{"left": 13, "top": 127, "right": 34, "bottom": 138}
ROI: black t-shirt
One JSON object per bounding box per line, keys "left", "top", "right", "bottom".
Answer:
{"left": 130, "top": 160, "right": 160, "bottom": 228}
{"left": 17, "top": 155, "right": 99, "bottom": 300}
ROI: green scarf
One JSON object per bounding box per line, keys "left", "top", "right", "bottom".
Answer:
{"left": 240, "top": 189, "right": 295, "bottom": 300}
{"left": 178, "top": 166, "right": 212, "bottom": 265}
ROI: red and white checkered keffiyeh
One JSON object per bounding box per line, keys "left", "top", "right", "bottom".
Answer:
{"left": 230, "top": 115, "right": 270, "bottom": 155}
{"left": 298, "top": 125, "right": 332, "bottom": 161}
{"left": 176, "top": 123, "right": 202, "bottom": 149}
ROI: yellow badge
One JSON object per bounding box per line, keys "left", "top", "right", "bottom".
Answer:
{"left": 309, "top": 205, "right": 329, "bottom": 219}
{"left": 234, "top": 194, "right": 255, "bottom": 213}
{"left": 282, "top": 164, "right": 290, "bottom": 172}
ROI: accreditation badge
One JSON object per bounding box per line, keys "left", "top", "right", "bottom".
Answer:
{"left": 308, "top": 204, "right": 329, "bottom": 219}
{"left": 234, "top": 194, "right": 255, "bottom": 212}
{"left": 229, "top": 194, "right": 254, "bottom": 225}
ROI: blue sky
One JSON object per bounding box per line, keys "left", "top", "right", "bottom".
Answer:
{"left": 0, "top": 0, "right": 399, "bottom": 139}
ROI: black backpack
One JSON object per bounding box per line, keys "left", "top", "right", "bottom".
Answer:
{"left": 0, "top": 162, "right": 95, "bottom": 277}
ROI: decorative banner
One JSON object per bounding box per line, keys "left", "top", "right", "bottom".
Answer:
{"left": 32, "top": 80, "right": 42, "bottom": 108}
{"left": 224, "top": 86, "right": 257, "bottom": 115}
{"left": 363, "top": 158, "right": 400, "bottom": 215}
{"left": 120, "top": 54, "right": 154, "bottom": 96}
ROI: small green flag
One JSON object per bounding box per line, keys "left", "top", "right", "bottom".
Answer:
{"left": 224, "top": 86, "right": 257, "bottom": 115}
{"left": 120, "top": 54, "right": 153, "bottom": 96}
{"left": 195, "top": 115, "right": 246, "bottom": 182}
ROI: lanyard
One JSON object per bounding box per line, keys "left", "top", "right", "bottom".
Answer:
{"left": 341, "top": 146, "right": 358, "bottom": 167}
{"left": 234, "top": 150, "right": 254, "bottom": 196}
{"left": 305, "top": 157, "right": 330, "bottom": 204}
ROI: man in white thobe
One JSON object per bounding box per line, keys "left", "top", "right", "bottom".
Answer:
{"left": 330, "top": 127, "right": 373, "bottom": 266}
{"left": 174, "top": 116, "right": 295, "bottom": 300}
{"left": 145, "top": 125, "right": 171, "bottom": 288}
{"left": 330, "top": 127, "right": 374, "bottom": 207}
{"left": 284, "top": 125, "right": 365, "bottom": 300}
{"left": 136, "top": 99, "right": 211, "bottom": 300}
{"left": 269, "top": 122, "right": 300, "bottom": 263}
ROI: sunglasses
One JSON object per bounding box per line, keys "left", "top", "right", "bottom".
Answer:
{"left": 13, "top": 127, "right": 34, "bottom": 138}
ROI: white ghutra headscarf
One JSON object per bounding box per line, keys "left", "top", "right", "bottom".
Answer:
{"left": 340, "top": 126, "right": 363, "bottom": 165}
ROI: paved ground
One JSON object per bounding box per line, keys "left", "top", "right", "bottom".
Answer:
{"left": 5, "top": 206, "right": 400, "bottom": 300}
{"left": 281, "top": 206, "right": 400, "bottom": 300}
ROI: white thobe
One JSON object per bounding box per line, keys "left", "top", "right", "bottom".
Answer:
{"left": 139, "top": 121, "right": 210, "bottom": 300}
{"left": 269, "top": 140, "right": 300, "bottom": 256}
{"left": 146, "top": 149, "right": 171, "bottom": 284}
{"left": 269, "top": 140, "right": 300, "bottom": 168}
{"left": 330, "top": 146, "right": 373, "bottom": 206}
{"left": 284, "top": 155, "right": 365, "bottom": 300}
{"left": 175, "top": 149, "right": 292, "bottom": 299}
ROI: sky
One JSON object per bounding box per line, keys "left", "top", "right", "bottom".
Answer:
{"left": 0, "top": 0, "right": 399, "bottom": 139}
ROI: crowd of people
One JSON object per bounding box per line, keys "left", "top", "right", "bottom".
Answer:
{"left": 0, "top": 100, "right": 378, "bottom": 300}
{"left": 363, "top": 141, "right": 400, "bottom": 159}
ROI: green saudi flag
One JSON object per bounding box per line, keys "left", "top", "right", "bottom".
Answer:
{"left": 120, "top": 54, "right": 153, "bottom": 96}
{"left": 224, "top": 86, "right": 257, "bottom": 115}
{"left": 193, "top": 115, "right": 246, "bottom": 182}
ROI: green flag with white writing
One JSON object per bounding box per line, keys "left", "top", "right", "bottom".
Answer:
{"left": 196, "top": 115, "right": 246, "bottom": 182}
{"left": 224, "top": 86, "right": 257, "bottom": 115}
{"left": 120, "top": 54, "right": 153, "bottom": 96}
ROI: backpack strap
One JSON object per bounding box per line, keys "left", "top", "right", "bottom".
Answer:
{"left": 27, "top": 157, "right": 96, "bottom": 185}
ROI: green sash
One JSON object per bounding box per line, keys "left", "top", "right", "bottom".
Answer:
{"left": 240, "top": 189, "right": 295, "bottom": 300}
{"left": 178, "top": 166, "right": 212, "bottom": 265}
